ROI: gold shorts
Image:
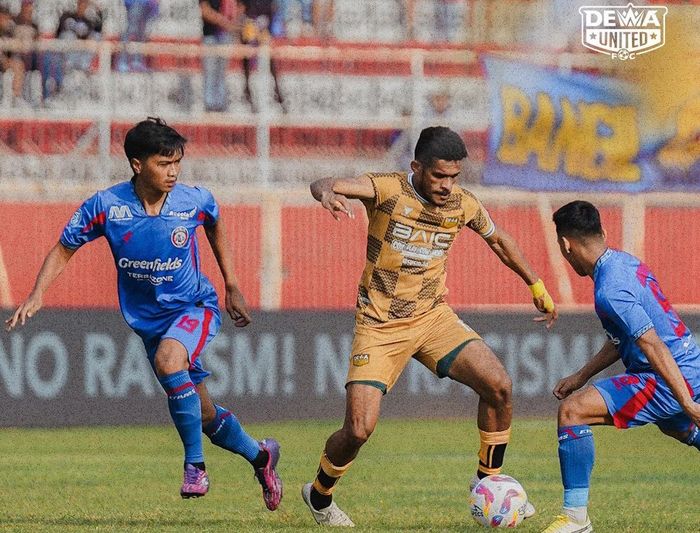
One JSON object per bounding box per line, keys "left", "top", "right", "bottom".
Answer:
{"left": 347, "top": 304, "right": 482, "bottom": 393}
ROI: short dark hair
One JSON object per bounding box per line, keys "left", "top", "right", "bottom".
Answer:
{"left": 124, "top": 117, "right": 187, "bottom": 162}
{"left": 553, "top": 200, "right": 603, "bottom": 238}
{"left": 414, "top": 126, "right": 468, "bottom": 166}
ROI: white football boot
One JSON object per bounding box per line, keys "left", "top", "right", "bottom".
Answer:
{"left": 301, "top": 483, "right": 355, "bottom": 527}
{"left": 469, "top": 474, "right": 536, "bottom": 519}
{"left": 541, "top": 514, "right": 593, "bottom": 533}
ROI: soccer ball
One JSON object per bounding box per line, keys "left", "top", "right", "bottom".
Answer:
{"left": 469, "top": 475, "right": 528, "bottom": 528}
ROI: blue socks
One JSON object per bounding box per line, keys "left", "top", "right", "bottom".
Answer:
{"left": 685, "top": 425, "right": 700, "bottom": 450}
{"left": 558, "top": 425, "right": 595, "bottom": 508}
{"left": 159, "top": 371, "right": 204, "bottom": 464}
{"left": 203, "top": 404, "right": 261, "bottom": 463}
{"left": 158, "top": 373, "right": 261, "bottom": 467}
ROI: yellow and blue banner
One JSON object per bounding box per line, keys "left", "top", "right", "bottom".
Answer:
{"left": 483, "top": 56, "right": 699, "bottom": 192}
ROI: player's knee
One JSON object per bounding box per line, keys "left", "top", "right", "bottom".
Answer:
{"left": 346, "top": 430, "right": 371, "bottom": 449}
{"left": 484, "top": 373, "right": 512, "bottom": 407}
{"left": 154, "top": 349, "right": 188, "bottom": 376}
{"left": 343, "top": 423, "right": 374, "bottom": 449}
{"left": 558, "top": 396, "right": 582, "bottom": 426}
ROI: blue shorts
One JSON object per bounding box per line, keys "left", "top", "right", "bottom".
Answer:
{"left": 594, "top": 372, "right": 698, "bottom": 432}
{"left": 141, "top": 306, "right": 221, "bottom": 385}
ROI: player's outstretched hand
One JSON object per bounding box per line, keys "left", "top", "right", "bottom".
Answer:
{"left": 226, "top": 286, "right": 251, "bottom": 327}
{"left": 553, "top": 371, "right": 587, "bottom": 400}
{"left": 533, "top": 307, "right": 558, "bottom": 329}
{"left": 5, "top": 292, "right": 43, "bottom": 331}
{"left": 320, "top": 191, "right": 354, "bottom": 221}
{"left": 529, "top": 279, "right": 557, "bottom": 329}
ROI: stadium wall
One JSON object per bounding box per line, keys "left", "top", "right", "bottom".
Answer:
{"left": 2, "top": 201, "right": 700, "bottom": 311}
{"left": 5, "top": 309, "right": 700, "bottom": 428}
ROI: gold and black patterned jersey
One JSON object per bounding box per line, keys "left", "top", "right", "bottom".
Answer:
{"left": 355, "top": 172, "right": 495, "bottom": 325}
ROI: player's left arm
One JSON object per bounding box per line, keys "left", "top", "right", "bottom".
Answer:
{"left": 636, "top": 329, "right": 700, "bottom": 426}
{"left": 554, "top": 340, "right": 620, "bottom": 400}
{"left": 484, "top": 225, "right": 558, "bottom": 327}
{"left": 204, "top": 219, "right": 251, "bottom": 328}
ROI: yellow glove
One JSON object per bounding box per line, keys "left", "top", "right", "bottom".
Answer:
{"left": 528, "top": 279, "right": 555, "bottom": 314}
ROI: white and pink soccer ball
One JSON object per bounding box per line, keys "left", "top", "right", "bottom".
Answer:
{"left": 469, "top": 475, "right": 528, "bottom": 528}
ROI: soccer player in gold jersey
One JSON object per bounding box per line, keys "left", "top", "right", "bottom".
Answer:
{"left": 301, "top": 126, "right": 557, "bottom": 526}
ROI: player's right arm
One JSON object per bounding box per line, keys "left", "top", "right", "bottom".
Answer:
{"left": 309, "top": 175, "right": 375, "bottom": 221}
{"left": 553, "top": 340, "right": 620, "bottom": 399}
{"left": 637, "top": 329, "right": 700, "bottom": 427}
{"left": 5, "top": 242, "right": 76, "bottom": 331}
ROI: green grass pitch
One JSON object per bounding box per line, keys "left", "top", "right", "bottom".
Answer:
{"left": 1, "top": 419, "right": 697, "bottom": 532}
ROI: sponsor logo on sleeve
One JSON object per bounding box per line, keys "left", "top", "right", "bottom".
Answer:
{"left": 69, "top": 210, "right": 81, "bottom": 227}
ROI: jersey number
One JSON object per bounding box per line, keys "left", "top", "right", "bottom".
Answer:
{"left": 176, "top": 315, "right": 200, "bottom": 334}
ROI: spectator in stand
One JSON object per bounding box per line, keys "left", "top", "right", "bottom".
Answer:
{"left": 237, "top": 0, "right": 286, "bottom": 113}
{"left": 199, "top": 0, "right": 237, "bottom": 112}
{"left": 405, "top": 0, "right": 467, "bottom": 44}
{"left": 434, "top": 0, "right": 466, "bottom": 43}
{"left": 313, "top": 0, "right": 333, "bottom": 41}
{"left": 271, "top": 0, "right": 313, "bottom": 38}
{"left": 116, "top": 0, "right": 159, "bottom": 72}
{"left": 14, "top": 1, "right": 39, "bottom": 76}
{"left": 0, "top": 5, "right": 28, "bottom": 107}
{"left": 42, "top": 0, "right": 103, "bottom": 100}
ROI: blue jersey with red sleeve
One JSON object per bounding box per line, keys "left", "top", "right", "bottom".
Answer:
{"left": 593, "top": 248, "right": 700, "bottom": 376}
{"left": 60, "top": 181, "right": 220, "bottom": 336}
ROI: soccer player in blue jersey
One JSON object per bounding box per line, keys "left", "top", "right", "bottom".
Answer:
{"left": 5, "top": 117, "right": 283, "bottom": 509}
{"left": 542, "top": 201, "right": 700, "bottom": 533}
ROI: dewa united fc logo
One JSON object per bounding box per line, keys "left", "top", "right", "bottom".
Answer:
{"left": 579, "top": 3, "right": 667, "bottom": 60}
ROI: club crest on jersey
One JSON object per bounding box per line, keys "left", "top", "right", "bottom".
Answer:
{"left": 171, "top": 226, "right": 189, "bottom": 248}
{"left": 69, "top": 210, "right": 81, "bottom": 227}
{"left": 352, "top": 353, "right": 370, "bottom": 367}
{"left": 442, "top": 216, "right": 460, "bottom": 229}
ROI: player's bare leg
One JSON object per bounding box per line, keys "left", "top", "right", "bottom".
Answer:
{"left": 302, "top": 383, "right": 382, "bottom": 526}
{"left": 154, "top": 338, "right": 190, "bottom": 376}
{"left": 447, "top": 340, "right": 537, "bottom": 519}
{"left": 155, "top": 339, "right": 209, "bottom": 498}
{"left": 325, "top": 383, "right": 383, "bottom": 465}
{"left": 558, "top": 386, "right": 612, "bottom": 427}
{"left": 448, "top": 340, "right": 512, "bottom": 433}
{"left": 196, "top": 381, "right": 217, "bottom": 427}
